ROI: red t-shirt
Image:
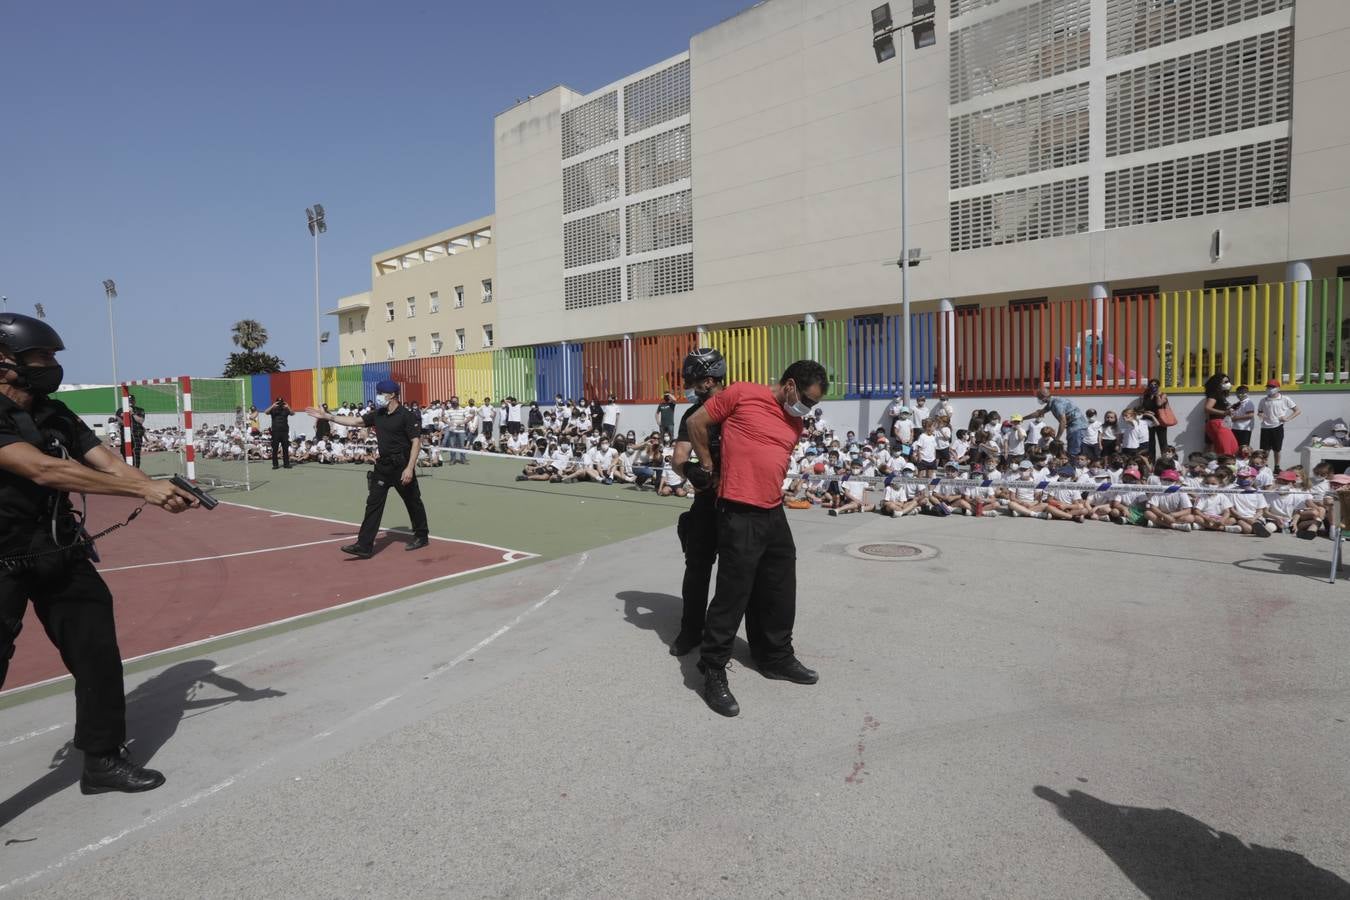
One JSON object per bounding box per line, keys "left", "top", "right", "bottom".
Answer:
{"left": 702, "top": 382, "right": 803, "bottom": 508}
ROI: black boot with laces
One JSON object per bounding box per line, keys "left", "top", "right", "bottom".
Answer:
{"left": 698, "top": 662, "right": 740, "bottom": 717}
{"left": 81, "top": 746, "right": 166, "bottom": 794}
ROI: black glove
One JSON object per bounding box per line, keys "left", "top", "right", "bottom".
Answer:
{"left": 682, "top": 461, "right": 713, "bottom": 491}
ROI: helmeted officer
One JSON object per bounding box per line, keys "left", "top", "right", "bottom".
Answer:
{"left": 128, "top": 393, "right": 146, "bottom": 467}
{"left": 263, "top": 396, "right": 293, "bottom": 469}
{"left": 669, "top": 348, "right": 728, "bottom": 656}
{"left": 306, "top": 380, "right": 429, "bottom": 558}
{"left": 0, "top": 313, "right": 197, "bottom": 793}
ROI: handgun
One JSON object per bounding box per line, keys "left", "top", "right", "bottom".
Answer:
{"left": 170, "top": 474, "right": 218, "bottom": 510}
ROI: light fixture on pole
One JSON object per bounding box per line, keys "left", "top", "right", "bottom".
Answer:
{"left": 306, "top": 204, "right": 327, "bottom": 373}
{"left": 103, "top": 279, "right": 119, "bottom": 409}
{"left": 34, "top": 303, "right": 45, "bottom": 319}
{"left": 871, "top": 0, "right": 938, "bottom": 406}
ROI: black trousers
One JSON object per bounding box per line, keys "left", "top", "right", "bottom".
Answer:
{"left": 699, "top": 500, "right": 797, "bottom": 669}
{"left": 677, "top": 493, "right": 719, "bottom": 639}
{"left": 1233, "top": 429, "right": 1252, "bottom": 450}
{"left": 271, "top": 431, "right": 290, "bottom": 467}
{"left": 0, "top": 559, "right": 126, "bottom": 754}
{"left": 357, "top": 462, "right": 429, "bottom": 549}
{"left": 1148, "top": 425, "right": 1168, "bottom": 461}
{"left": 131, "top": 435, "right": 143, "bottom": 469}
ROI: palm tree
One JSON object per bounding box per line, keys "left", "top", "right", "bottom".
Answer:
{"left": 231, "top": 319, "right": 268, "bottom": 352}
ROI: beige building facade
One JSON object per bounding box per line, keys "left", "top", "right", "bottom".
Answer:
{"left": 492, "top": 0, "right": 1350, "bottom": 347}
{"left": 330, "top": 215, "right": 497, "bottom": 364}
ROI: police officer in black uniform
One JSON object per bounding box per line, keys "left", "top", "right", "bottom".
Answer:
{"left": 307, "top": 379, "right": 429, "bottom": 558}
{"left": 263, "top": 396, "right": 293, "bottom": 469}
{"left": 669, "top": 348, "right": 728, "bottom": 657}
{"left": 128, "top": 393, "right": 146, "bottom": 467}
{"left": 0, "top": 314, "right": 197, "bottom": 793}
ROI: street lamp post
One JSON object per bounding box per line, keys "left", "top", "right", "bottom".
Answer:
{"left": 306, "top": 204, "right": 327, "bottom": 373}
{"left": 103, "top": 279, "right": 119, "bottom": 408}
{"left": 872, "top": 1, "right": 937, "bottom": 408}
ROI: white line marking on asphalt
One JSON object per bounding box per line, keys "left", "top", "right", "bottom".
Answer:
{"left": 0, "top": 552, "right": 588, "bottom": 893}
{"left": 97, "top": 538, "right": 351, "bottom": 573}
{"left": 0, "top": 723, "right": 66, "bottom": 748}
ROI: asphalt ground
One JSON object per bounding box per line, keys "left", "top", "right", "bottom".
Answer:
{"left": 1, "top": 456, "right": 1348, "bottom": 897}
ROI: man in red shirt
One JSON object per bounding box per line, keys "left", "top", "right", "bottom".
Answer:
{"left": 684, "top": 359, "right": 828, "bottom": 716}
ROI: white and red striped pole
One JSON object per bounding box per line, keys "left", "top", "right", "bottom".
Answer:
{"left": 181, "top": 375, "right": 196, "bottom": 482}
{"left": 120, "top": 385, "right": 134, "bottom": 465}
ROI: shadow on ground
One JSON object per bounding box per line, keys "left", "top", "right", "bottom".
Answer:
{"left": 1035, "top": 786, "right": 1350, "bottom": 898}
{"left": 1232, "top": 552, "right": 1341, "bottom": 582}
{"left": 617, "top": 591, "right": 751, "bottom": 692}
{"left": 0, "top": 660, "right": 283, "bottom": 831}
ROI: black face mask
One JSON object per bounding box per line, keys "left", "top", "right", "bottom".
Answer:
{"left": 7, "top": 362, "right": 63, "bottom": 396}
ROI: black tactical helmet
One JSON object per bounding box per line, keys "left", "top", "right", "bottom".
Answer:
{"left": 0, "top": 313, "right": 65, "bottom": 354}
{"left": 682, "top": 347, "right": 726, "bottom": 387}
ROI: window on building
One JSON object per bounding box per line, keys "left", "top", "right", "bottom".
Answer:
{"left": 385, "top": 301, "right": 395, "bottom": 322}
{"left": 1203, "top": 275, "right": 1257, "bottom": 289}
{"left": 408, "top": 336, "right": 417, "bottom": 357}
{"left": 481, "top": 279, "right": 493, "bottom": 303}
{"left": 454, "top": 285, "right": 465, "bottom": 308}
{"left": 1007, "top": 297, "right": 1048, "bottom": 310}
{"left": 386, "top": 339, "right": 395, "bottom": 360}
{"left": 407, "top": 296, "right": 416, "bottom": 318}
{"left": 431, "top": 331, "right": 442, "bottom": 355}
{"left": 455, "top": 329, "right": 465, "bottom": 352}
{"left": 1337, "top": 265, "right": 1350, "bottom": 282}
{"left": 346, "top": 316, "right": 353, "bottom": 333}
{"left": 429, "top": 290, "right": 440, "bottom": 313}
{"left": 482, "top": 324, "right": 494, "bottom": 348}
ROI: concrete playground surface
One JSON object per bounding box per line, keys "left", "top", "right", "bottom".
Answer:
{"left": 1, "top": 461, "right": 1349, "bottom": 897}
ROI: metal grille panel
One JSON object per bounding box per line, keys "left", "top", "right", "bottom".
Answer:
{"left": 563, "top": 210, "right": 621, "bottom": 269}
{"left": 951, "top": 0, "right": 1005, "bottom": 18}
{"left": 625, "top": 125, "right": 691, "bottom": 196}
{"left": 626, "top": 191, "right": 693, "bottom": 256}
{"left": 628, "top": 253, "right": 694, "bottom": 301}
{"left": 1106, "top": 0, "right": 1293, "bottom": 58}
{"left": 949, "top": 0, "right": 1091, "bottom": 104}
{"left": 950, "top": 177, "right": 1089, "bottom": 251}
{"left": 1104, "top": 138, "right": 1290, "bottom": 229}
{"left": 561, "top": 92, "right": 618, "bottom": 160}
{"left": 624, "top": 60, "right": 690, "bottom": 135}
{"left": 563, "top": 151, "right": 620, "bottom": 215}
{"left": 564, "top": 267, "right": 622, "bottom": 311}
{"left": 1106, "top": 28, "right": 1292, "bottom": 157}
{"left": 950, "top": 83, "right": 1090, "bottom": 189}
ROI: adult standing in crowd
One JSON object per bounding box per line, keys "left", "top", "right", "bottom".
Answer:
{"left": 263, "top": 396, "right": 293, "bottom": 469}
{"left": 507, "top": 396, "right": 524, "bottom": 439}
{"left": 656, "top": 391, "right": 677, "bottom": 439}
{"left": 1257, "top": 379, "right": 1300, "bottom": 470}
{"left": 440, "top": 395, "right": 468, "bottom": 464}
{"left": 684, "top": 359, "right": 828, "bottom": 717}
{"left": 128, "top": 393, "right": 146, "bottom": 468}
{"left": 1137, "top": 379, "right": 1174, "bottom": 461}
{"left": 1029, "top": 386, "right": 1089, "bottom": 456}
{"left": 480, "top": 395, "right": 495, "bottom": 448}
{"left": 313, "top": 404, "right": 332, "bottom": 442}
{"left": 669, "top": 348, "right": 728, "bottom": 657}
{"left": 0, "top": 313, "right": 198, "bottom": 794}
{"left": 307, "top": 380, "right": 429, "bottom": 558}
{"left": 1229, "top": 384, "right": 1256, "bottom": 450}
{"left": 602, "top": 394, "right": 621, "bottom": 439}
{"left": 1203, "top": 372, "right": 1238, "bottom": 456}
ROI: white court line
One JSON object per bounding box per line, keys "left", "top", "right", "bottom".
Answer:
{"left": 0, "top": 552, "right": 589, "bottom": 894}
{"left": 1, "top": 723, "right": 67, "bottom": 748}
{"left": 0, "top": 552, "right": 534, "bottom": 702}
{"left": 97, "top": 538, "right": 351, "bottom": 573}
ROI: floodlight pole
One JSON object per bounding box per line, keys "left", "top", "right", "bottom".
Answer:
{"left": 103, "top": 279, "right": 119, "bottom": 409}
{"left": 313, "top": 225, "right": 322, "bottom": 373}
{"left": 899, "top": 33, "right": 911, "bottom": 407}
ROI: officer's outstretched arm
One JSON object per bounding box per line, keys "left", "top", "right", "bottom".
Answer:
{"left": 83, "top": 444, "right": 153, "bottom": 483}
{"left": 0, "top": 442, "right": 193, "bottom": 511}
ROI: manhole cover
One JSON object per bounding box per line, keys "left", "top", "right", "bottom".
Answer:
{"left": 844, "top": 541, "right": 938, "bottom": 562}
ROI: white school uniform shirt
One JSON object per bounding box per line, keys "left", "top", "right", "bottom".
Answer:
{"left": 1310, "top": 478, "right": 1333, "bottom": 502}
{"left": 1084, "top": 420, "right": 1101, "bottom": 445}
{"left": 893, "top": 419, "right": 915, "bottom": 444}
{"left": 602, "top": 403, "right": 620, "bottom": 427}
{"left": 596, "top": 447, "right": 618, "bottom": 470}
{"left": 1121, "top": 418, "right": 1149, "bottom": 449}
{"left": 508, "top": 403, "right": 523, "bottom": 425}
{"left": 1268, "top": 489, "right": 1312, "bottom": 520}
{"left": 1252, "top": 466, "right": 1274, "bottom": 491}
{"left": 1193, "top": 492, "right": 1231, "bottom": 518}
{"left": 421, "top": 407, "right": 437, "bottom": 429}
{"left": 1227, "top": 489, "right": 1269, "bottom": 520}
{"left": 550, "top": 449, "right": 573, "bottom": 470}
{"left": 884, "top": 483, "right": 910, "bottom": 503}
{"left": 1100, "top": 422, "right": 1118, "bottom": 441}
{"left": 949, "top": 437, "right": 969, "bottom": 461}
{"left": 935, "top": 426, "right": 952, "bottom": 451}
{"left": 1257, "top": 394, "right": 1297, "bottom": 428}
{"left": 1048, "top": 480, "right": 1081, "bottom": 505}
{"left": 912, "top": 432, "right": 938, "bottom": 463}
{"left": 841, "top": 479, "right": 867, "bottom": 502}
{"left": 1230, "top": 397, "right": 1256, "bottom": 429}
{"left": 1114, "top": 486, "right": 1146, "bottom": 507}
{"left": 1003, "top": 425, "right": 1027, "bottom": 457}
{"left": 1150, "top": 488, "right": 1192, "bottom": 513}
{"left": 911, "top": 404, "right": 929, "bottom": 425}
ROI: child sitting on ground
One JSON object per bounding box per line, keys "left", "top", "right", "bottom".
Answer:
{"left": 1226, "top": 467, "right": 1273, "bottom": 537}
{"left": 1266, "top": 469, "right": 1320, "bottom": 538}
{"left": 879, "top": 475, "right": 919, "bottom": 517}
{"left": 829, "top": 465, "right": 869, "bottom": 516}
{"left": 1145, "top": 469, "right": 1197, "bottom": 531}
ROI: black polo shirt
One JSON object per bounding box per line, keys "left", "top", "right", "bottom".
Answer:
{"left": 0, "top": 396, "right": 102, "bottom": 554}
{"left": 361, "top": 403, "right": 420, "bottom": 468}
{"left": 270, "top": 404, "right": 292, "bottom": 434}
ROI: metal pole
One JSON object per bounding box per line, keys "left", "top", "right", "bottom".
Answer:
{"left": 314, "top": 230, "right": 322, "bottom": 373}
{"left": 107, "top": 290, "right": 119, "bottom": 408}
{"left": 899, "top": 33, "right": 911, "bottom": 408}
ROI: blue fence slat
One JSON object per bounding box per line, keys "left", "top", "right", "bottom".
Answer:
{"left": 250, "top": 374, "right": 272, "bottom": 410}
{"left": 361, "top": 362, "right": 391, "bottom": 403}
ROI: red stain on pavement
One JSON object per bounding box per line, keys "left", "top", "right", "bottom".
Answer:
{"left": 845, "top": 713, "right": 880, "bottom": 784}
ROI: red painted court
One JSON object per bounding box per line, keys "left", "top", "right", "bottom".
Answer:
{"left": 3, "top": 497, "right": 533, "bottom": 691}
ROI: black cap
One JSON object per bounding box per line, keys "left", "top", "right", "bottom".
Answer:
{"left": 0, "top": 313, "right": 64, "bottom": 354}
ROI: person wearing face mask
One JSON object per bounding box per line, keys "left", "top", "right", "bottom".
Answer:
{"left": 684, "top": 359, "right": 829, "bottom": 717}
{"left": 669, "top": 348, "right": 728, "bottom": 657}
{"left": 0, "top": 314, "right": 200, "bottom": 795}
{"left": 1256, "top": 379, "right": 1300, "bottom": 470}
{"left": 439, "top": 396, "right": 468, "bottom": 464}
{"left": 262, "top": 397, "right": 293, "bottom": 470}
{"left": 1203, "top": 373, "right": 1239, "bottom": 456}
{"left": 307, "top": 380, "right": 429, "bottom": 558}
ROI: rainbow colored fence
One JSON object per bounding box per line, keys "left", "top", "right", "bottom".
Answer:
{"left": 53, "top": 278, "right": 1350, "bottom": 417}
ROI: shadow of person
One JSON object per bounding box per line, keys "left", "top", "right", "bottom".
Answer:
{"left": 1232, "top": 552, "right": 1337, "bottom": 581}
{"left": 1034, "top": 786, "right": 1350, "bottom": 899}
{"left": 617, "top": 591, "right": 752, "bottom": 692}
{"left": 0, "top": 659, "right": 284, "bottom": 830}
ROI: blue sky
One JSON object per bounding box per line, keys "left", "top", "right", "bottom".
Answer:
{"left": 0, "top": 0, "right": 744, "bottom": 384}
